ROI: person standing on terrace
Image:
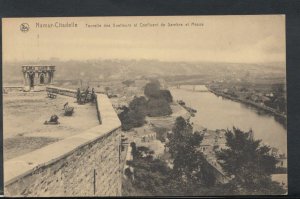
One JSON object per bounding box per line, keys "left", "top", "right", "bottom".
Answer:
{"left": 76, "top": 88, "right": 81, "bottom": 103}
{"left": 84, "top": 86, "right": 90, "bottom": 103}
{"left": 91, "top": 88, "right": 96, "bottom": 103}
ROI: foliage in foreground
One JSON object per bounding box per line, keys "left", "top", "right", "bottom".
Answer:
{"left": 123, "top": 117, "right": 286, "bottom": 196}
{"left": 216, "top": 127, "right": 286, "bottom": 195}
{"left": 166, "top": 117, "right": 217, "bottom": 188}
{"left": 124, "top": 117, "right": 217, "bottom": 196}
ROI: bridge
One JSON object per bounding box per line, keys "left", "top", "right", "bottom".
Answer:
{"left": 176, "top": 84, "right": 210, "bottom": 92}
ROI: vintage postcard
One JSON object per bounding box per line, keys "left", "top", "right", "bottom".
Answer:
{"left": 2, "top": 15, "right": 287, "bottom": 196}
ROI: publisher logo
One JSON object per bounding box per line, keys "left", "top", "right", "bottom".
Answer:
{"left": 20, "top": 23, "right": 30, "bottom": 32}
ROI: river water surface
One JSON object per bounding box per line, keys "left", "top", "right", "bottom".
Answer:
{"left": 170, "top": 85, "right": 287, "bottom": 155}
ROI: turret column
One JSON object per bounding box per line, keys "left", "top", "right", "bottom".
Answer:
{"left": 23, "top": 72, "right": 26, "bottom": 86}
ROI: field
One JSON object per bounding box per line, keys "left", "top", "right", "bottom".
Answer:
{"left": 3, "top": 92, "right": 99, "bottom": 160}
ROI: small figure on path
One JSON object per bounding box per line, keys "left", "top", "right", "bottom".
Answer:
{"left": 76, "top": 88, "right": 81, "bottom": 103}
{"left": 91, "top": 88, "right": 96, "bottom": 102}
{"left": 84, "top": 86, "right": 90, "bottom": 103}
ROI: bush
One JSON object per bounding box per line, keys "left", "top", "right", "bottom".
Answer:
{"left": 144, "top": 80, "right": 161, "bottom": 98}
{"left": 147, "top": 98, "right": 172, "bottom": 117}
{"left": 129, "top": 96, "right": 148, "bottom": 114}
{"left": 118, "top": 109, "right": 146, "bottom": 131}
{"left": 126, "top": 145, "right": 171, "bottom": 196}
{"left": 144, "top": 80, "right": 173, "bottom": 117}
{"left": 216, "top": 127, "right": 286, "bottom": 195}
{"left": 118, "top": 80, "right": 174, "bottom": 131}
{"left": 152, "top": 127, "right": 168, "bottom": 142}
{"left": 159, "top": 90, "right": 173, "bottom": 103}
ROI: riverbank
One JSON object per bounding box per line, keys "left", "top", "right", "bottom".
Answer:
{"left": 177, "top": 100, "right": 197, "bottom": 116}
{"left": 208, "top": 87, "right": 287, "bottom": 120}
{"left": 146, "top": 103, "right": 190, "bottom": 129}
{"left": 170, "top": 86, "right": 287, "bottom": 155}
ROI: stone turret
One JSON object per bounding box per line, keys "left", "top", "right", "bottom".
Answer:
{"left": 22, "top": 65, "right": 55, "bottom": 91}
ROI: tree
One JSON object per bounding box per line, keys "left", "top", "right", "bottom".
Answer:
{"left": 129, "top": 96, "right": 148, "bottom": 115}
{"left": 126, "top": 145, "right": 171, "bottom": 196}
{"left": 216, "top": 127, "right": 286, "bottom": 195}
{"left": 130, "top": 142, "right": 138, "bottom": 160}
{"left": 118, "top": 97, "right": 147, "bottom": 131}
{"left": 124, "top": 167, "right": 133, "bottom": 180}
{"left": 118, "top": 93, "right": 173, "bottom": 130}
{"left": 144, "top": 80, "right": 161, "bottom": 98}
{"left": 159, "top": 90, "right": 173, "bottom": 103}
{"left": 166, "top": 117, "right": 217, "bottom": 193}
{"left": 147, "top": 98, "right": 172, "bottom": 117}
{"left": 119, "top": 109, "right": 146, "bottom": 131}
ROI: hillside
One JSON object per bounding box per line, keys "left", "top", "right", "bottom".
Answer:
{"left": 3, "top": 59, "right": 286, "bottom": 85}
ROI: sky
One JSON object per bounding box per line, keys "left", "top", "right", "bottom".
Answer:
{"left": 2, "top": 15, "right": 286, "bottom": 63}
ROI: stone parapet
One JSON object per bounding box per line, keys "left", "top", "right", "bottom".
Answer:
{"left": 46, "top": 86, "right": 77, "bottom": 98}
{"left": 3, "top": 86, "right": 24, "bottom": 93}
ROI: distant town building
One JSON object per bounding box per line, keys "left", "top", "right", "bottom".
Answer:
{"left": 199, "top": 144, "right": 212, "bottom": 153}
{"left": 22, "top": 65, "right": 55, "bottom": 90}
{"left": 141, "top": 131, "right": 156, "bottom": 142}
{"left": 133, "top": 127, "right": 157, "bottom": 143}
{"left": 276, "top": 157, "right": 287, "bottom": 168}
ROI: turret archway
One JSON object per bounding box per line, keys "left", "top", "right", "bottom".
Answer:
{"left": 40, "top": 73, "right": 45, "bottom": 84}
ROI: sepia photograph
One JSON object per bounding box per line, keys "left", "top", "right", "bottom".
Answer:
{"left": 2, "top": 15, "right": 287, "bottom": 196}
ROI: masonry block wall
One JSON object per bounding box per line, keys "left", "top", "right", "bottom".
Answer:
{"left": 5, "top": 128, "right": 121, "bottom": 197}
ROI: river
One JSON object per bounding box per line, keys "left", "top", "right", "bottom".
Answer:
{"left": 170, "top": 85, "right": 287, "bottom": 155}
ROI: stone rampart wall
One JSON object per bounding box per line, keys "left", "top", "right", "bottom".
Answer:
{"left": 3, "top": 86, "right": 24, "bottom": 93}
{"left": 4, "top": 86, "right": 122, "bottom": 196}
{"left": 5, "top": 129, "right": 121, "bottom": 196}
